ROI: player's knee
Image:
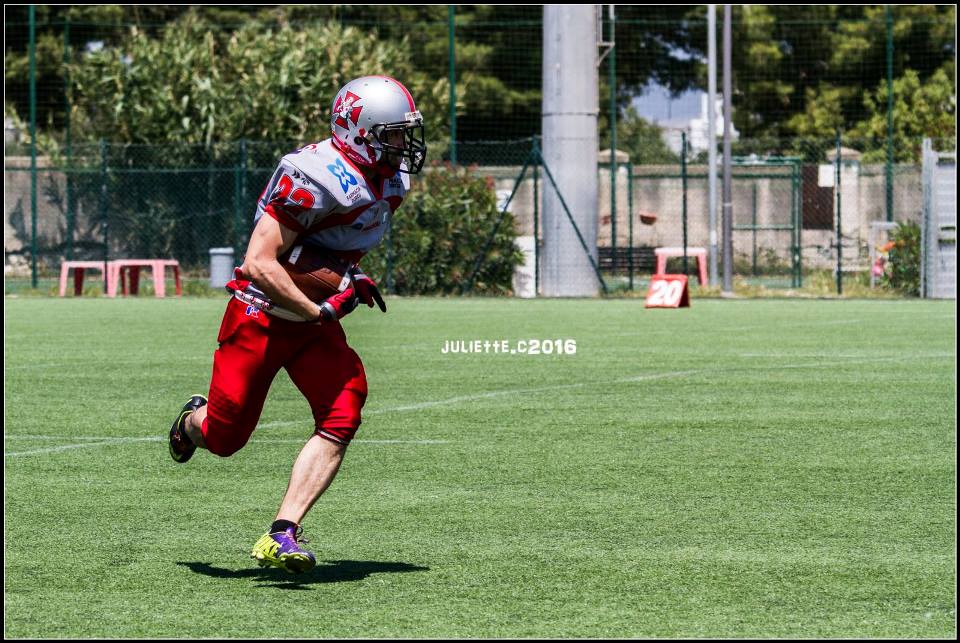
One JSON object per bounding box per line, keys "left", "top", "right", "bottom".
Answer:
{"left": 201, "top": 415, "right": 255, "bottom": 458}
{"left": 206, "top": 437, "right": 247, "bottom": 458}
{"left": 335, "top": 387, "right": 366, "bottom": 422}
{"left": 315, "top": 386, "right": 365, "bottom": 446}
{"left": 317, "top": 425, "right": 358, "bottom": 446}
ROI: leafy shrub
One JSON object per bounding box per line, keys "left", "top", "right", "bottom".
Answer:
{"left": 879, "top": 221, "right": 921, "bottom": 296}
{"left": 363, "top": 162, "right": 524, "bottom": 295}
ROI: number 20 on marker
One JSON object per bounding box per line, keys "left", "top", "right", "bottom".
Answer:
{"left": 645, "top": 274, "right": 690, "bottom": 308}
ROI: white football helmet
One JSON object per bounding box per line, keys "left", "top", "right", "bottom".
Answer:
{"left": 330, "top": 76, "right": 427, "bottom": 174}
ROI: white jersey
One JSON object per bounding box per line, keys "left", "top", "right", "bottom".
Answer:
{"left": 239, "top": 139, "right": 408, "bottom": 316}
{"left": 254, "top": 138, "right": 409, "bottom": 263}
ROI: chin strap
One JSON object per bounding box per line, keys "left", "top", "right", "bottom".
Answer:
{"left": 374, "top": 162, "right": 398, "bottom": 178}
{"left": 332, "top": 136, "right": 397, "bottom": 179}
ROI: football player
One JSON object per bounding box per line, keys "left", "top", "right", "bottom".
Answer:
{"left": 167, "top": 76, "right": 426, "bottom": 574}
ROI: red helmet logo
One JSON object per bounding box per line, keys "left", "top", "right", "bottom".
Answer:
{"left": 333, "top": 91, "right": 363, "bottom": 130}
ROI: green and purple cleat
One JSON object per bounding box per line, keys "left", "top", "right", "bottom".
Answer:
{"left": 250, "top": 526, "right": 317, "bottom": 574}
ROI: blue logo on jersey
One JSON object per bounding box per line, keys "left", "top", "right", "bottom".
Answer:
{"left": 327, "top": 157, "right": 358, "bottom": 194}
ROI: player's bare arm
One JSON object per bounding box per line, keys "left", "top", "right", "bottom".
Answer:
{"left": 240, "top": 215, "right": 323, "bottom": 322}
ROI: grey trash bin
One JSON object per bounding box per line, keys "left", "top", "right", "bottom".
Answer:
{"left": 209, "top": 247, "right": 235, "bottom": 289}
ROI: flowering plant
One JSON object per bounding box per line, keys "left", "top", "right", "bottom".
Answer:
{"left": 872, "top": 241, "right": 896, "bottom": 278}
{"left": 876, "top": 222, "right": 921, "bottom": 296}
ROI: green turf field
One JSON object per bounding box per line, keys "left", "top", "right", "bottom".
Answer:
{"left": 4, "top": 296, "right": 956, "bottom": 638}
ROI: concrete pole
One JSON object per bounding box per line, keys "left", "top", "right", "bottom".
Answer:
{"left": 722, "top": 4, "right": 734, "bottom": 294}
{"left": 707, "top": 5, "right": 719, "bottom": 286}
{"left": 541, "top": 5, "right": 600, "bottom": 297}
{"left": 29, "top": 4, "right": 38, "bottom": 288}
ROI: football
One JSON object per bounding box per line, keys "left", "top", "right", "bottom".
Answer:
{"left": 277, "top": 244, "right": 353, "bottom": 304}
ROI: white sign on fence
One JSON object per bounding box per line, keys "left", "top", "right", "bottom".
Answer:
{"left": 818, "top": 164, "right": 835, "bottom": 187}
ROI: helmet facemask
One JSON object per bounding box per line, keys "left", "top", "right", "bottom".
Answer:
{"left": 368, "top": 111, "right": 427, "bottom": 175}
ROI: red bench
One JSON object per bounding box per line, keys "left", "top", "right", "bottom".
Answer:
{"left": 108, "top": 259, "right": 182, "bottom": 298}
{"left": 58, "top": 261, "right": 110, "bottom": 296}
{"left": 654, "top": 247, "right": 708, "bottom": 285}
{"left": 59, "top": 259, "right": 181, "bottom": 297}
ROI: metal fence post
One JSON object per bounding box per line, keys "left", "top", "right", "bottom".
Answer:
{"left": 235, "top": 138, "right": 247, "bottom": 262}
{"left": 885, "top": 4, "right": 895, "bottom": 223}
{"left": 608, "top": 5, "right": 617, "bottom": 276}
{"left": 681, "top": 131, "right": 689, "bottom": 276}
{"left": 610, "top": 159, "right": 617, "bottom": 273}
{"left": 533, "top": 137, "right": 540, "bottom": 296}
{"left": 835, "top": 131, "right": 843, "bottom": 296}
{"left": 386, "top": 209, "right": 394, "bottom": 294}
{"left": 707, "top": 4, "right": 719, "bottom": 287}
{"left": 29, "top": 4, "right": 38, "bottom": 288}
{"left": 627, "top": 161, "right": 634, "bottom": 291}
{"left": 386, "top": 140, "right": 395, "bottom": 294}
{"left": 100, "top": 139, "right": 110, "bottom": 293}
{"left": 234, "top": 142, "right": 241, "bottom": 259}
{"left": 751, "top": 182, "right": 758, "bottom": 276}
{"left": 64, "top": 15, "right": 75, "bottom": 261}
{"left": 721, "top": 4, "right": 734, "bottom": 294}
{"left": 448, "top": 5, "right": 457, "bottom": 165}
{"left": 921, "top": 138, "right": 931, "bottom": 298}
{"left": 792, "top": 160, "right": 802, "bottom": 288}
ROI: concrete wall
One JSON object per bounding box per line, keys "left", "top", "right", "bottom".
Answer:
{"left": 6, "top": 157, "right": 924, "bottom": 277}
{"left": 5, "top": 157, "right": 76, "bottom": 276}
{"left": 477, "top": 163, "right": 923, "bottom": 272}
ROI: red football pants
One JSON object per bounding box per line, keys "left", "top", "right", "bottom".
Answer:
{"left": 201, "top": 296, "right": 368, "bottom": 457}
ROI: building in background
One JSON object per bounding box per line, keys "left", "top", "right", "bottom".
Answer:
{"left": 660, "top": 93, "right": 739, "bottom": 156}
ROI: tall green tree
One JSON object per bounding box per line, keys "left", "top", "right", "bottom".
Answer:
{"left": 729, "top": 4, "right": 956, "bottom": 143}
{"left": 68, "top": 12, "right": 448, "bottom": 147}
{"left": 852, "top": 62, "right": 957, "bottom": 162}
{"left": 4, "top": 5, "right": 283, "bottom": 134}
{"left": 7, "top": 4, "right": 956, "bottom": 159}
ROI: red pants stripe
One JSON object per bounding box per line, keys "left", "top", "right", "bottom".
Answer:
{"left": 201, "top": 297, "right": 367, "bottom": 457}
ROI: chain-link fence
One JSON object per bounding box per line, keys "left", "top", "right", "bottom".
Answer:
{"left": 4, "top": 141, "right": 283, "bottom": 291}
{"left": 5, "top": 6, "right": 955, "bottom": 295}
{"left": 2, "top": 133, "right": 948, "bottom": 295}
